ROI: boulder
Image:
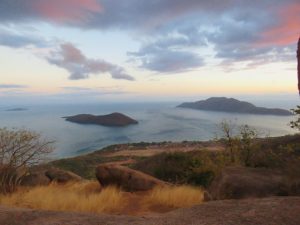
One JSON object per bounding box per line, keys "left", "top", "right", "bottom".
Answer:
{"left": 45, "top": 168, "right": 83, "bottom": 183}
{"left": 96, "top": 164, "right": 166, "bottom": 191}
{"left": 208, "top": 167, "right": 289, "bottom": 200}
{"left": 21, "top": 173, "right": 50, "bottom": 186}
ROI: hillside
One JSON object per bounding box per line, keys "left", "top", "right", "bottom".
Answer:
{"left": 177, "top": 97, "right": 293, "bottom": 116}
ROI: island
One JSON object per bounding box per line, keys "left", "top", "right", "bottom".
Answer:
{"left": 5, "top": 108, "right": 28, "bottom": 112}
{"left": 177, "top": 97, "right": 293, "bottom": 116}
{"left": 64, "top": 112, "right": 138, "bottom": 127}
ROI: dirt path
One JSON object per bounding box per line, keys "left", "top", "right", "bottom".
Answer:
{"left": 1, "top": 197, "right": 300, "bottom": 225}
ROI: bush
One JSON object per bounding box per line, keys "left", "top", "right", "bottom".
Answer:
{"left": 0, "top": 128, "right": 54, "bottom": 193}
{"left": 290, "top": 106, "right": 300, "bottom": 131}
{"left": 134, "top": 151, "right": 226, "bottom": 187}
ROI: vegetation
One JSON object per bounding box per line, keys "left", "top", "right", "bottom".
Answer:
{"left": 145, "top": 185, "right": 203, "bottom": 208}
{"left": 290, "top": 106, "right": 300, "bottom": 131}
{"left": 0, "top": 128, "right": 54, "bottom": 193}
{"left": 0, "top": 182, "right": 204, "bottom": 214}
{"left": 218, "top": 120, "right": 260, "bottom": 166}
{"left": 134, "top": 151, "right": 226, "bottom": 187}
{"left": 0, "top": 182, "right": 124, "bottom": 214}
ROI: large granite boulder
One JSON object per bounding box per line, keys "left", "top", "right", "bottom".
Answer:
{"left": 96, "top": 164, "right": 166, "bottom": 191}
{"left": 208, "top": 167, "right": 291, "bottom": 200}
{"left": 21, "top": 172, "right": 51, "bottom": 186}
{"left": 45, "top": 168, "right": 83, "bottom": 183}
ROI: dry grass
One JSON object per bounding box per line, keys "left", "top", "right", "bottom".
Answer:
{"left": 0, "top": 181, "right": 125, "bottom": 214}
{"left": 0, "top": 182, "right": 203, "bottom": 215}
{"left": 145, "top": 185, "right": 204, "bottom": 208}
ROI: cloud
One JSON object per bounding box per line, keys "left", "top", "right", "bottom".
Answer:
{"left": 259, "top": 3, "right": 300, "bottom": 46}
{"left": 48, "top": 43, "right": 135, "bottom": 81}
{"left": 0, "top": 0, "right": 299, "bottom": 73}
{"left": 129, "top": 47, "right": 204, "bottom": 73}
{"left": 0, "top": 84, "right": 28, "bottom": 89}
{"left": 0, "top": 28, "right": 47, "bottom": 48}
{"left": 61, "top": 86, "right": 131, "bottom": 95}
{"left": 0, "top": 0, "right": 102, "bottom": 24}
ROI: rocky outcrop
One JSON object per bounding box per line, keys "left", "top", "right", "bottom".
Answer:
{"left": 21, "top": 172, "right": 51, "bottom": 186}
{"left": 208, "top": 167, "right": 298, "bottom": 200}
{"left": 1, "top": 197, "right": 300, "bottom": 225}
{"left": 64, "top": 112, "right": 138, "bottom": 127}
{"left": 297, "top": 37, "right": 300, "bottom": 95}
{"left": 96, "top": 164, "right": 166, "bottom": 191}
{"left": 45, "top": 168, "right": 83, "bottom": 183}
{"left": 178, "top": 97, "right": 293, "bottom": 116}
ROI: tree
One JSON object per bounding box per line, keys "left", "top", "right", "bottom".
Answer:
{"left": 218, "top": 121, "right": 258, "bottom": 166}
{"left": 0, "top": 128, "right": 54, "bottom": 193}
{"left": 218, "top": 120, "right": 240, "bottom": 164}
{"left": 290, "top": 106, "right": 300, "bottom": 131}
{"left": 239, "top": 125, "right": 258, "bottom": 166}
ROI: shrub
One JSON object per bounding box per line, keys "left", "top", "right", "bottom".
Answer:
{"left": 290, "top": 106, "right": 300, "bottom": 131}
{"left": 0, "top": 128, "right": 54, "bottom": 193}
{"left": 134, "top": 151, "right": 225, "bottom": 187}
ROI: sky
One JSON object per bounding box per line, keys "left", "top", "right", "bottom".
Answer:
{"left": 0, "top": 0, "right": 299, "bottom": 104}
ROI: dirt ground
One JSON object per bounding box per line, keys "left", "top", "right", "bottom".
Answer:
{"left": 1, "top": 197, "right": 299, "bottom": 225}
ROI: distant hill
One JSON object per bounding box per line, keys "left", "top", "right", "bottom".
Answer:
{"left": 177, "top": 97, "right": 293, "bottom": 116}
{"left": 64, "top": 112, "right": 138, "bottom": 127}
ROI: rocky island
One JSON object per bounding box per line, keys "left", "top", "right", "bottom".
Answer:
{"left": 5, "top": 108, "right": 28, "bottom": 111}
{"left": 177, "top": 97, "right": 293, "bottom": 116}
{"left": 64, "top": 112, "right": 138, "bottom": 127}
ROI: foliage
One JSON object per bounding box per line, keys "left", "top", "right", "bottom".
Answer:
{"left": 134, "top": 151, "right": 226, "bottom": 187}
{"left": 218, "top": 120, "right": 259, "bottom": 166}
{"left": 290, "top": 106, "right": 300, "bottom": 131}
{"left": 0, "top": 128, "right": 54, "bottom": 193}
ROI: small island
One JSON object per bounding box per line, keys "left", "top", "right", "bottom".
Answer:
{"left": 5, "top": 108, "right": 28, "bottom": 112}
{"left": 177, "top": 97, "right": 293, "bottom": 116}
{"left": 64, "top": 112, "right": 138, "bottom": 127}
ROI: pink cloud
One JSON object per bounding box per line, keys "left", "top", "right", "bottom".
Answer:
{"left": 33, "top": 0, "right": 102, "bottom": 23}
{"left": 259, "top": 3, "right": 300, "bottom": 46}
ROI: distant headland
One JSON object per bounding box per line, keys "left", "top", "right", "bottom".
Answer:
{"left": 177, "top": 97, "right": 293, "bottom": 116}
{"left": 64, "top": 112, "right": 138, "bottom": 127}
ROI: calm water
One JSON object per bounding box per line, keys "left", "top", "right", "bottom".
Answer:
{"left": 0, "top": 102, "right": 296, "bottom": 158}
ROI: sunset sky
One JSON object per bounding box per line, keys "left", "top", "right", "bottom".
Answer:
{"left": 0, "top": 0, "right": 299, "bottom": 103}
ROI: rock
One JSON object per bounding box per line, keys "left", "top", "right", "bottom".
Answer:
{"left": 297, "top": 37, "right": 300, "bottom": 95}
{"left": 64, "top": 112, "right": 138, "bottom": 127}
{"left": 45, "top": 168, "right": 83, "bottom": 183}
{"left": 208, "top": 167, "right": 289, "bottom": 200}
{"left": 21, "top": 173, "right": 50, "bottom": 186}
{"left": 95, "top": 164, "right": 166, "bottom": 191}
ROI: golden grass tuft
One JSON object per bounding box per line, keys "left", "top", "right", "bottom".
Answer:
{"left": 145, "top": 185, "right": 204, "bottom": 208}
{"left": 0, "top": 182, "right": 204, "bottom": 214}
{"left": 0, "top": 181, "right": 125, "bottom": 214}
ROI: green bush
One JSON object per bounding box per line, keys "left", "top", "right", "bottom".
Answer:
{"left": 134, "top": 151, "right": 226, "bottom": 187}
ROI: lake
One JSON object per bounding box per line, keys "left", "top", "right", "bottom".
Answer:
{"left": 0, "top": 101, "right": 296, "bottom": 158}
